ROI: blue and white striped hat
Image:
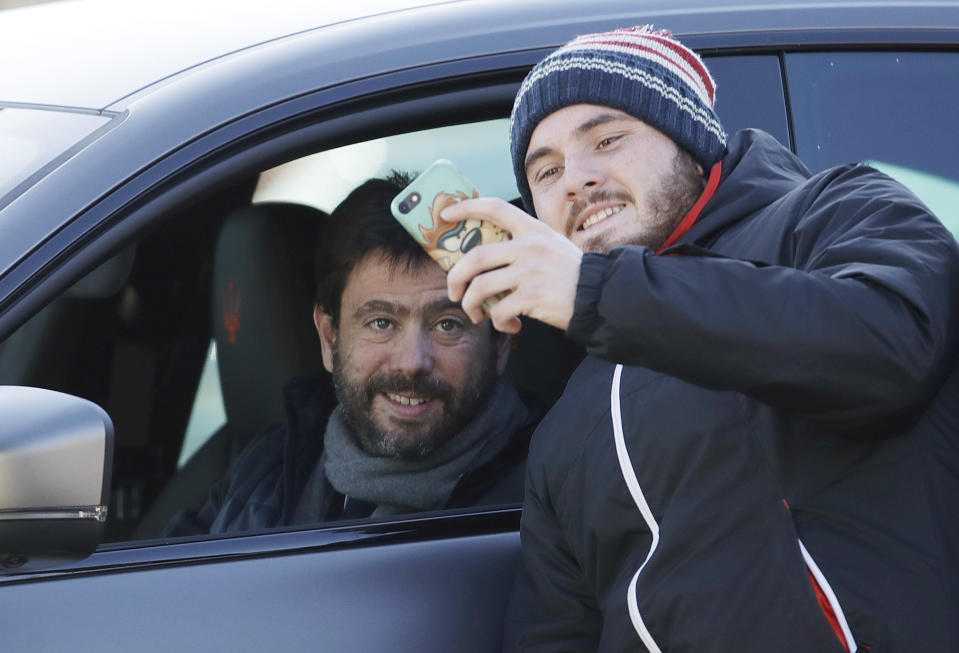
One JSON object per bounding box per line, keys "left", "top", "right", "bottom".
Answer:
{"left": 509, "top": 25, "right": 726, "bottom": 214}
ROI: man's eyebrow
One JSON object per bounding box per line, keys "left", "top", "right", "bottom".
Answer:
{"left": 423, "top": 297, "right": 466, "bottom": 316}
{"left": 352, "top": 298, "right": 465, "bottom": 321}
{"left": 524, "top": 113, "right": 627, "bottom": 172}
{"left": 352, "top": 300, "right": 407, "bottom": 320}
{"left": 576, "top": 112, "right": 626, "bottom": 135}
{"left": 524, "top": 145, "right": 555, "bottom": 173}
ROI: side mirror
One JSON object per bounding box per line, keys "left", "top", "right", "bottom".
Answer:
{"left": 0, "top": 386, "right": 113, "bottom": 573}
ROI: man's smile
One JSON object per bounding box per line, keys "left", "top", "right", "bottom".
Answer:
{"left": 385, "top": 392, "right": 431, "bottom": 407}
{"left": 579, "top": 203, "right": 626, "bottom": 231}
{"left": 376, "top": 391, "right": 441, "bottom": 421}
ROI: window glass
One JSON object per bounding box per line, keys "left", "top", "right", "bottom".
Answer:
{"left": 787, "top": 51, "right": 959, "bottom": 237}
{"left": 704, "top": 55, "right": 789, "bottom": 149}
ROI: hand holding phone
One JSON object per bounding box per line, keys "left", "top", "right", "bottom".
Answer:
{"left": 391, "top": 159, "right": 511, "bottom": 271}
{"left": 390, "top": 160, "right": 511, "bottom": 313}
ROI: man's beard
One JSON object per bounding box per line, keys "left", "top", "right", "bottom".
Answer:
{"left": 330, "top": 346, "right": 498, "bottom": 459}
{"left": 575, "top": 148, "right": 707, "bottom": 254}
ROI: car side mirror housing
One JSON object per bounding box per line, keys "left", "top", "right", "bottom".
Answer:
{"left": 0, "top": 386, "right": 113, "bottom": 573}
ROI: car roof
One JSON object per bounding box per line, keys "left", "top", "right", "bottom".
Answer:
{"left": 3, "top": 0, "right": 959, "bottom": 111}
{"left": 0, "top": 0, "right": 461, "bottom": 109}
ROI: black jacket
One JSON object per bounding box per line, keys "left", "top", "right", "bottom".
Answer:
{"left": 167, "top": 375, "right": 539, "bottom": 535}
{"left": 506, "top": 130, "right": 959, "bottom": 652}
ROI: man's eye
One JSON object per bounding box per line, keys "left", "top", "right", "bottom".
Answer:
{"left": 597, "top": 135, "right": 621, "bottom": 149}
{"left": 537, "top": 166, "right": 561, "bottom": 182}
{"left": 368, "top": 317, "right": 393, "bottom": 331}
{"left": 435, "top": 318, "right": 463, "bottom": 333}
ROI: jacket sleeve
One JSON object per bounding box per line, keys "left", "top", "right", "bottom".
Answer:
{"left": 161, "top": 469, "right": 230, "bottom": 537}
{"left": 161, "top": 424, "right": 285, "bottom": 537}
{"left": 503, "top": 469, "right": 601, "bottom": 652}
{"left": 567, "top": 165, "right": 959, "bottom": 433}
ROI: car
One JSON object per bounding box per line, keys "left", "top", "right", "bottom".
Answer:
{"left": 1, "top": 0, "right": 957, "bottom": 650}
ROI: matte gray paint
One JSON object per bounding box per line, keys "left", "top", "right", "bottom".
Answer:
{"left": 5, "top": 531, "right": 520, "bottom": 653}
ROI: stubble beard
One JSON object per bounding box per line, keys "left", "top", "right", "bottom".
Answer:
{"left": 576, "top": 149, "right": 707, "bottom": 254}
{"left": 330, "top": 344, "right": 498, "bottom": 460}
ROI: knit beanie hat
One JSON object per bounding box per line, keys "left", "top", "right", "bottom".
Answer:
{"left": 509, "top": 25, "right": 726, "bottom": 213}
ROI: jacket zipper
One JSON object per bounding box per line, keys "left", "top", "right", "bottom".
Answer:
{"left": 799, "top": 539, "right": 858, "bottom": 652}
{"left": 611, "top": 364, "right": 663, "bottom": 653}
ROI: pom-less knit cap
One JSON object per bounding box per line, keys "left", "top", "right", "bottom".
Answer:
{"left": 509, "top": 25, "right": 726, "bottom": 214}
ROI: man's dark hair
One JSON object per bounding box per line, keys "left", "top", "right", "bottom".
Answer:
{"left": 314, "top": 171, "right": 432, "bottom": 323}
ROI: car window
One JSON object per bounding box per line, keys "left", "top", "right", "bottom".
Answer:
{"left": 704, "top": 55, "right": 789, "bottom": 149}
{"left": 786, "top": 51, "right": 959, "bottom": 238}
{"left": 0, "top": 114, "right": 540, "bottom": 544}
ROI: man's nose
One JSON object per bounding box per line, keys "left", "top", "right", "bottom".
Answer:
{"left": 389, "top": 326, "right": 435, "bottom": 375}
{"left": 564, "top": 154, "right": 605, "bottom": 200}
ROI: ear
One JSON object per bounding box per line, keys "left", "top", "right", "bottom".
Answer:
{"left": 314, "top": 304, "right": 336, "bottom": 373}
{"left": 493, "top": 330, "right": 512, "bottom": 376}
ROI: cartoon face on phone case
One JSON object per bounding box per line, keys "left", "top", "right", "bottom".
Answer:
{"left": 391, "top": 160, "right": 510, "bottom": 272}
{"left": 417, "top": 189, "right": 509, "bottom": 270}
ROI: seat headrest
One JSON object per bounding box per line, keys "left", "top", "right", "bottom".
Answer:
{"left": 212, "top": 203, "right": 328, "bottom": 434}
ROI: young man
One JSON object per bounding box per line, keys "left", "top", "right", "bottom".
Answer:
{"left": 442, "top": 26, "right": 959, "bottom": 652}
{"left": 167, "top": 174, "right": 540, "bottom": 534}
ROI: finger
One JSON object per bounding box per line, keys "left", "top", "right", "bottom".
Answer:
{"left": 459, "top": 265, "right": 518, "bottom": 323}
{"left": 447, "top": 238, "right": 519, "bottom": 302}
{"left": 490, "top": 314, "right": 522, "bottom": 335}
{"left": 485, "top": 290, "right": 529, "bottom": 335}
{"left": 440, "top": 197, "right": 539, "bottom": 236}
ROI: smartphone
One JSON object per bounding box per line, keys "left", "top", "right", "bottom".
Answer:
{"left": 390, "top": 159, "right": 511, "bottom": 273}
{"left": 390, "top": 160, "right": 511, "bottom": 315}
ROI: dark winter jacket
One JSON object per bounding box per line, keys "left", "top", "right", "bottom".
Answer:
{"left": 505, "top": 130, "right": 959, "bottom": 652}
{"left": 167, "top": 374, "right": 540, "bottom": 535}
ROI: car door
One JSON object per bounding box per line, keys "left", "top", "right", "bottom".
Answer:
{"left": 0, "top": 73, "right": 536, "bottom": 653}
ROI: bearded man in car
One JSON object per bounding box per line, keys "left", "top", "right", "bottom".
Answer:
{"left": 442, "top": 25, "right": 959, "bottom": 653}
{"left": 167, "top": 173, "right": 540, "bottom": 533}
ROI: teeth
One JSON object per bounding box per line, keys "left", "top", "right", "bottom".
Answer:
{"left": 387, "top": 393, "right": 428, "bottom": 406}
{"left": 581, "top": 205, "right": 624, "bottom": 230}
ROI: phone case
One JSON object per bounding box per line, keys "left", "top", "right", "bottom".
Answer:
{"left": 390, "top": 159, "right": 511, "bottom": 273}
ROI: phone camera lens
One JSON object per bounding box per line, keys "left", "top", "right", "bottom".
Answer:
{"left": 398, "top": 192, "right": 420, "bottom": 214}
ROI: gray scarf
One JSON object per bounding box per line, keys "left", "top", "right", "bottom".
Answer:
{"left": 307, "top": 378, "right": 530, "bottom": 518}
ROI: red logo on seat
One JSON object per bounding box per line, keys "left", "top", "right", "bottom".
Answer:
{"left": 223, "top": 281, "right": 242, "bottom": 345}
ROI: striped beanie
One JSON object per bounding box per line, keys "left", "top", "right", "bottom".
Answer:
{"left": 509, "top": 25, "right": 726, "bottom": 213}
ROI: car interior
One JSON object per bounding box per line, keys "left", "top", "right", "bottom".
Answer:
{"left": 0, "top": 117, "right": 586, "bottom": 544}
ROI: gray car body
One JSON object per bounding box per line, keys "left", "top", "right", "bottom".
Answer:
{"left": 1, "top": 1, "right": 958, "bottom": 651}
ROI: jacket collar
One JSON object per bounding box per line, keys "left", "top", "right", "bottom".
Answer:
{"left": 659, "top": 129, "right": 814, "bottom": 253}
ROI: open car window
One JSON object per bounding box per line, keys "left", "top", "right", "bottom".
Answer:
{"left": 0, "top": 112, "right": 567, "bottom": 545}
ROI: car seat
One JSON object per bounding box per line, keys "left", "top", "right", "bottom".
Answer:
{"left": 133, "top": 202, "right": 329, "bottom": 538}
